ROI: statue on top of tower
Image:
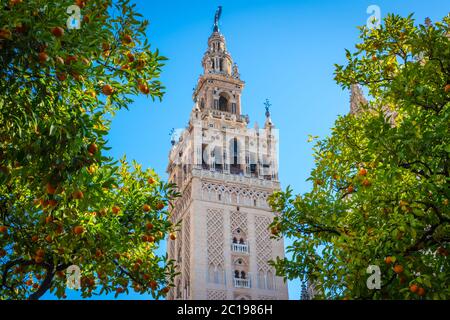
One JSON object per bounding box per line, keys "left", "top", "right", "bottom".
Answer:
{"left": 213, "top": 6, "right": 222, "bottom": 32}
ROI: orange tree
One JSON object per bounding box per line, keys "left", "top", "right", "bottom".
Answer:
{"left": 268, "top": 14, "right": 449, "bottom": 299}
{"left": 0, "top": 0, "right": 179, "bottom": 299}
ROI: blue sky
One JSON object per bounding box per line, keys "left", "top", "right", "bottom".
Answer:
{"left": 44, "top": 0, "right": 448, "bottom": 300}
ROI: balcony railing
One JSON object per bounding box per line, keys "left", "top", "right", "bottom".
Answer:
{"left": 234, "top": 278, "right": 251, "bottom": 289}
{"left": 231, "top": 243, "right": 249, "bottom": 254}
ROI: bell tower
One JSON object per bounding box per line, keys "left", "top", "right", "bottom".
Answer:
{"left": 166, "top": 7, "right": 288, "bottom": 301}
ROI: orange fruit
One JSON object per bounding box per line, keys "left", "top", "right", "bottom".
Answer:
{"left": 36, "top": 249, "right": 45, "bottom": 257}
{"left": 38, "top": 52, "right": 49, "bottom": 64}
{"left": 31, "top": 235, "right": 39, "bottom": 242}
{"left": 46, "top": 183, "right": 57, "bottom": 195}
{"left": 0, "top": 249, "right": 6, "bottom": 257}
{"left": 102, "top": 84, "right": 114, "bottom": 96}
{"left": 358, "top": 168, "right": 367, "bottom": 176}
{"left": 73, "top": 226, "right": 84, "bottom": 235}
{"left": 0, "top": 29, "right": 12, "bottom": 40}
{"left": 143, "top": 204, "right": 151, "bottom": 212}
{"left": 72, "top": 190, "right": 84, "bottom": 200}
{"left": 45, "top": 235, "right": 52, "bottom": 243}
{"left": 445, "top": 84, "right": 450, "bottom": 93}
{"left": 88, "top": 143, "right": 98, "bottom": 155}
{"left": 156, "top": 202, "right": 165, "bottom": 210}
{"left": 148, "top": 177, "right": 155, "bottom": 185}
{"left": 417, "top": 287, "right": 425, "bottom": 296}
{"left": 127, "top": 52, "right": 135, "bottom": 62}
{"left": 112, "top": 206, "right": 121, "bottom": 214}
{"left": 362, "top": 179, "right": 371, "bottom": 187}
{"left": 45, "top": 216, "right": 53, "bottom": 224}
{"left": 146, "top": 222, "right": 153, "bottom": 230}
{"left": 56, "top": 72, "right": 67, "bottom": 81}
{"left": 0, "top": 225, "right": 7, "bottom": 233}
{"left": 51, "top": 27, "right": 64, "bottom": 38}
{"left": 149, "top": 280, "right": 158, "bottom": 290}
{"left": 122, "top": 34, "right": 132, "bottom": 44}
{"left": 393, "top": 264, "right": 404, "bottom": 274}
{"left": 138, "top": 83, "right": 150, "bottom": 94}
{"left": 169, "top": 233, "right": 176, "bottom": 240}
{"left": 384, "top": 256, "right": 393, "bottom": 265}
{"left": 347, "top": 185, "right": 354, "bottom": 193}
{"left": 409, "top": 284, "right": 418, "bottom": 293}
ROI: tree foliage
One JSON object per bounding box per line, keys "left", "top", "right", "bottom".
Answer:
{"left": 269, "top": 14, "right": 450, "bottom": 299}
{"left": 0, "top": 0, "right": 179, "bottom": 299}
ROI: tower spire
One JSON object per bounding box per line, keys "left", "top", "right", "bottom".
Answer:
{"left": 213, "top": 6, "right": 222, "bottom": 32}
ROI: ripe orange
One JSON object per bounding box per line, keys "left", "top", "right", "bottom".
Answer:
{"left": 116, "top": 287, "right": 124, "bottom": 294}
{"left": 161, "top": 287, "right": 170, "bottom": 294}
{"left": 148, "top": 177, "right": 155, "bottom": 185}
{"left": 10, "top": 0, "right": 23, "bottom": 6}
{"left": 358, "top": 168, "right": 367, "bottom": 176}
{"left": 0, "top": 249, "right": 6, "bottom": 257}
{"left": 102, "top": 84, "right": 114, "bottom": 96}
{"left": 65, "top": 55, "right": 78, "bottom": 64}
{"left": 362, "top": 179, "right": 371, "bottom": 187}
{"left": 417, "top": 287, "right": 425, "bottom": 296}
{"left": 48, "top": 199, "right": 58, "bottom": 207}
{"left": 156, "top": 202, "right": 165, "bottom": 210}
{"left": 36, "top": 249, "right": 45, "bottom": 257}
{"left": 31, "top": 235, "right": 39, "bottom": 242}
{"left": 75, "top": 0, "right": 86, "bottom": 9}
{"left": 72, "top": 190, "right": 84, "bottom": 200}
{"left": 347, "top": 185, "right": 354, "bottom": 193}
{"left": 38, "top": 52, "right": 49, "bottom": 64}
{"left": 45, "top": 235, "right": 52, "bottom": 243}
{"left": 393, "top": 264, "right": 404, "bottom": 274}
{"left": 46, "top": 183, "right": 57, "bottom": 195}
{"left": 56, "top": 72, "right": 67, "bottom": 81}
{"left": 372, "top": 56, "right": 377, "bottom": 62}
{"left": 0, "top": 225, "right": 7, "bottom": 234}
{"left": 149, "top": 280, "right": 158, "bottom": 290}
{"left": 138, "top": 83, "right": 150, "bottom": 94}
{"left": 51, "top": 27, "right": 64, "bottom": 38}
{"left": 143, "top": 204, "right": 151, "bottom": 212}
{"left": 127, "top": 52, "right": 135, "bottom": 62}
{"left": 270, "top": 226, "right": 279, "bottom": 236}
{"left": 122, "top": 34, "right": 132, "bottom": 44}
{"left": 112, "top": 206, "right": 121, "bottom": 214}
{"left": 146, "top": 222, "right": 153, "bottom": 230}
{"left": 73, "top": 226, "right": 84, "bottom": 235}
{"left": 169, "top": 233, "right": 176, "bottom": 240}
{"left": 142, "top": 235, "right": 155, "bottom": 243}
{"left": 0, "top": 29, "right": 12, "bottom": 40}
{"left": 445, "top": 84, "right": 450, "bottom": 93}
{"left": 409, "top": 284, "right": 418, "bottom": 293}
{"left": 384, "top": 256, "right": 393, "bottom": 265}
{"left": 88, "top": 143, "right": 98, "bottom": 155}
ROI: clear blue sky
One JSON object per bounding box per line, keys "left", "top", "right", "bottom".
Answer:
{"left": 43, "top": 0, "right": 448, "bottom": 300}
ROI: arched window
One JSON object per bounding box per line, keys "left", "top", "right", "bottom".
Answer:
{"left": 200, "top": 98, "right": 205, "bottom": 109}
{"left": 219, "top": 96, "right": 228, "bottom": 112}
{"left": 219, "top": 59, "right": 223, "bottom": 71}
{"left": 240, "top": 271, "right": 246, "bottom": 279}
{"left": 234, "top": 270, "right": 240, "bottom": 279}
{"left": 233, "top": 237, "right": 237, "bottom": 244}
{"left": 239, "top": 238, "right": 244, "bottom": 244}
